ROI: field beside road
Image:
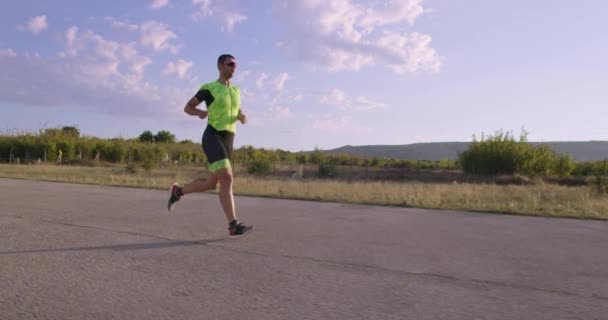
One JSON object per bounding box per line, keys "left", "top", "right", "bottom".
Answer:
{"left": 1, "top": 163, "right": 606, "bottom": 220}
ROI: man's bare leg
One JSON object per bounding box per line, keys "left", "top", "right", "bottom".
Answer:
{"left": 168, "top": 166, "right": 251, "bottom": 235}
{"left": 182, "top": 174, "right": 219, "bottom": 194}
{"left": 167, "top": 173, "right": 218, "bottom": 212}
{"left": 216, "top": 167, "right": 236, "bottom": 223}
{"left": 215, "top": 167, "right": 252, "bottom": 235}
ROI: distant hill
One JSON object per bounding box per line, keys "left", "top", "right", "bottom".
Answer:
{"left": 322, "top": 141, "right": 608, "bottom": 162}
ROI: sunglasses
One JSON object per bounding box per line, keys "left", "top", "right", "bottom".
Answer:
{"left": 224, "top": 61, "right": 237, "bottom": 67}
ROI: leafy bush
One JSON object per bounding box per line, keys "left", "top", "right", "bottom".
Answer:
{"left": 318, "top": 162, "right": 337, "bottom": 178}
{"left": 107, "top": 143, "right": 127, "bottom": 163}
{"left": 56, "top": 141, "right": 76, "bottom": 161}
{"left": 592, "top": 160, "right": 608, "bottom": 195}
{"left": 458, "top": 130, "right": 575, "bottom": 176}
{"left": 142, "top": 159, "right": 155, "bottom": 171}
{"left": 247, "top": 157, "right": 272, "bottom": 176}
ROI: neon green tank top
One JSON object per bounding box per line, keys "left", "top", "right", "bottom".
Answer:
{"left": 195, "top": 81, "right": 241, "bottom": 133}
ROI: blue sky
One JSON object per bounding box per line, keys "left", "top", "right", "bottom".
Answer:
{"left": 1, "top": 0, "right": 607, "bottom": 151}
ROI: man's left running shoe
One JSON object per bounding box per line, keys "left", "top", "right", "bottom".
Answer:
{"left": 167, "top": 182, "right": 183, "bottom": 212}
{"left": 229, "top": 222, "right": 253, "bottom": 236}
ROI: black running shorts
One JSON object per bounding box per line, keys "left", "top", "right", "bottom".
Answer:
{"left": 202, "top": 124, "right": 234, "bottom": 172}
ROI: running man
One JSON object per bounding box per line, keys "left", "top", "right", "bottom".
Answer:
{"left": 167, "top": 54, "right": 252, "bottom": 237}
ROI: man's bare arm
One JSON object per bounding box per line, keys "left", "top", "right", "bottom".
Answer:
{"left": 237, "top": 109, "right": 247, "bottom": 124}
{"left": 184, "top": 97, "right": 208, "bottom": 119}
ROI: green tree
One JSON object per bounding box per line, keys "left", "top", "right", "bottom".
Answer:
{"left": 154, "top": 130, "right": 176, "bottom": 143}
{"left": 138, "top": 130, "right": 155, "bottom": 143}
{"left": 43, "top": 128, "right": 62, "bottom": 138}
{"left": 295, "top": 153, "right": 308, "bottom": 165}
{"left": 56, "top": 141, "right": 76, "bottom": 161}
{"left": 592, "top": 160, "right": 608, "bottom": 195}
{"left": 553, "top": 154, "right": 575, "bottom": 177}
{"left": 247, "top": 154, "right": 272, "bottom": 176}
{"left": 108, "top": 143, "right": 127, "bottom": 162}
{"left": 61, "top": 126, "right": 80, "bottom": 139}
{"left": 309, "top": 148, "right": 323, "bottom": 165}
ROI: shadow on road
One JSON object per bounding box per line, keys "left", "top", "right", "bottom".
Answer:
{"left": 0, "top": 238, "right": 227, "bottom": 255}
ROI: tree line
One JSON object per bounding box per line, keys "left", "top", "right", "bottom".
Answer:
{"left": 1, "top": 127, "right": 606, "bottom": 180}
{"left": 0, "top": 127, "right": 457, "bottom": 171}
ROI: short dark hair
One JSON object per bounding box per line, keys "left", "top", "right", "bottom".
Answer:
{"left": 217, "top": 54, "right": 235, "bottom": 64}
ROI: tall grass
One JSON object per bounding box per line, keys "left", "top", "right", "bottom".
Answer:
{"left": 1, "top": 164, "right": 605, "bottom": 220}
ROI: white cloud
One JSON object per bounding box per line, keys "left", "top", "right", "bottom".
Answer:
{"left": 60, "top": 26, "right": 82, "bottom": 57}
{"left": 256, "top": 73, "right": 269, "bottom": 89}
{"left": 130, "top": 56, "right": 153, "bottom": 82}
{"left": 66, "top": 26, "right": 78, "bottom": 47}
{"left": 320, "top": 89, "right": 346, "bottom": 105}
{"left": 359, "top": 0, "right": 425, "bottom": 28}
{"left": 320, "top": 47, "right": 374, "bottom": 72}
{"left": 163, "top": 59, "right": 194, "bottom": 79}
{"left": 140, "top": 21, "right": 179, "bottom": 53}
{"left": 192, "top": 0, "right": 213, "bottom": 18}
{"left": 0, "top": 48, "right": 17, "bottom": 57}
{"left": 108, "top": 19, "right": 180, "bottom": 53}
{"left": 255, "top": 72, "right": 290, "bottom": 92}
{"left": 0, "top": 23, "right": 197, "bottom": 127}
{"left": 279, "top": 0, "right": 425, "bottom": 42}
{"left": 20, "top": 15, "right": 48, "bottom": 35}
{"left": 272, "top": 72, "right": 290, "bottom": 92}
{"left": 312, "top": 114, "right": 370, "bottom": 134}
{"left": 273, "top": 0, "right": 442, "bottom": 74}
{"left": 192, "top": 0, "right": 247, "bottom": 32}
{"left": 151, "top": 0, "right": 169, "bottom": 9}
{"left": 264, "top": 106, "right": 290, "bottom": 120}
{"left": 0, "top": 53, "right": 187, "bottom": 119}
{"left": 111, "top": 21, "right": 139, "bottom": 31}
{"left": 376, "top": 30, "right": 442, "bottom": 73}
{"left": 236, "top": 70, "right": 251, "bottom": 82}
{"left": 222, "top": 12, "right": 247, "bottom": 32}
{"left": 237, "top": 70, "right": 301, "bottom": 125}
{"left": 351, "top": 95, "right": 388, "bottom": 110}
{"left": 313, "top": 116, "right": 346, "bottom": 132}
{"left": 320, "top": 89, "right": 388, "bottom": 111}
{"left": 57, "top": 26, "right": 154, "bottom": 86}
{"left": 291, "top": 94, "right": 303, "bottom": 103}
{"left": 251, "top": 72, "right": 291, "bottom": 104}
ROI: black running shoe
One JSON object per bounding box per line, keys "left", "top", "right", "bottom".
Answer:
{"left": 167, "top": 182, "right": 182, "bottom": 212}
{"left": 229, "top": 222, "right": 253, "bottom": 236}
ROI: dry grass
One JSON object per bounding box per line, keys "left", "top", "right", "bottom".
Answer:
{"left": 1, "top": 164, "right": 606, "bottom": 220}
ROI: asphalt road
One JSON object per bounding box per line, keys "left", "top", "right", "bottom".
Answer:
{"left": 1, "top": 178, "right": 607, "bottom": 320}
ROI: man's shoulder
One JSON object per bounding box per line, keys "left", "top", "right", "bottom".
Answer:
{"left": 198, "top": 81, "right": 240, "bottom": 91}
{"left": 199, "top": 81, "right": 217, "bottom": 90}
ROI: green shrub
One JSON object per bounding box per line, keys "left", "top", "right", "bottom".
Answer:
{"left": 553, "top": 154, "right": 576, "bottom": 177}
{"left": 459, "top": 130, "right": 575, "bottom": 176}
{"left": 56, "top": 141, "right": 76, "bottom": 161}
{"left": 592, "top": 160, "right": 608, "bottom": 195}
{"left": 142, "top": 159, "right": 155, "bottom": 171}
{"left": 107, "top": 143, "right": 127, "bottom": 163}
{"left": 319, "top": 162, "right": 337, "bottom": 178}
{"left": 247, "top": 157, "right": 272, "bottom": 176}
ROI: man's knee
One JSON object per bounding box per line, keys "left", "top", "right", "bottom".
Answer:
{"left": 207, "top": 176, "right": 219, "bottom": 189}
{"left": 217, "top": 169, "right": 233, "bottom": 185}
